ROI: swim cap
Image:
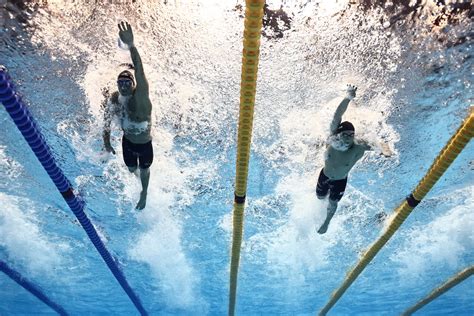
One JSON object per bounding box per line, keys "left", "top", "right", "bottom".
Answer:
{"left": 117, "top": 70, "right": 135, "bottom": 82}
{"left": 336, "top": 121, "right": 355, "bottom": 134}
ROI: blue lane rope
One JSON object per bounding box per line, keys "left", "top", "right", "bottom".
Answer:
{"left": 0, "top": 66, "right": 148, "bottom": 316}
{"left": 0, "top": 260, "right": 68, "bottom": 316}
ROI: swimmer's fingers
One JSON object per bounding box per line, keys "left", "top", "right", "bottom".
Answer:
{"left": 118, "top": 21, "right": 131, "bottom": 30}
{"left": 122, "top": 21, "right": 128, "bottom": 31}
{"left": 118, "top": 21, "right": 134, "bottom": 45}
{"left": 346, "top": 84, "right": 358, "bottom": 91}
{"left": 118, "top": 21, "right": 131, "bottom": 32}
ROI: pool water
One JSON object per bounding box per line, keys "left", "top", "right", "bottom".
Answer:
{"left": 0, "top": 1, "right": 473, "bottom": 315}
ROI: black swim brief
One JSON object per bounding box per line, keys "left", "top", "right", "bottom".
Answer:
{"left": 122, "top": 136, "right": 153, "bottom": 169}
{"left": 316, "top": 169, "right": 347, "bottom": 202}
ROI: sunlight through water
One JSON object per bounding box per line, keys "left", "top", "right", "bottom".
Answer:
{"left": 1, "top": 0, "right": 473, "bottom": 315}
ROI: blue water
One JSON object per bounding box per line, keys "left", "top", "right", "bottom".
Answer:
{"left": 1, "top": 1, "right": 473, "bottom": 315}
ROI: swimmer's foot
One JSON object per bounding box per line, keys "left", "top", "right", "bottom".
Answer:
{"left": 317, "top": 224, "right": 328, "bottom": 234}
{"left": 135, "top": 191, "right": 147, "bottom": 210}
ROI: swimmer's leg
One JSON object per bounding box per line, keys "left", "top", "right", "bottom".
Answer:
{"left": 316, "top": 193, "right": 327, "bottom": 200}
{"left": 135, "top": 142, "right": 153, "bottom": 210}
{"left": 317, "top": 198, "right": 338, "bottom": 234}
{"left": 135, "top": 167, "right": 150, "bottom": 210}
{"left": 128, "top": 166, "right": 139, "bottom": 176}
{"left": 122, "top": 137, "right": 139, "bottom": 174}
{"left": 316, "top": 169, "right": 329, "bottom": 200}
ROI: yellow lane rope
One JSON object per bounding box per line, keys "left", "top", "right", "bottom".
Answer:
{"left": 229, "top": 1, "right": 265, "bottom": 315}
{"left": 401, "top": 265, "right": 474, "bottom": 316}
{"left": 319, "top": 106, "right": 473, "bottom": 315}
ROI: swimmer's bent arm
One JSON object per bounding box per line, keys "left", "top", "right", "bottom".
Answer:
{"left": 356, "top": 139, "right": 393, "bottom": 157}
{"left": 355, "top": 139, "right": 372, "bottom": 151}
{"left": 102, "top": 97, "right": 116, "bottom": 155}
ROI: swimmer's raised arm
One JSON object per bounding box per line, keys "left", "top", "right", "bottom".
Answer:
{"left": 330, "top": 84, "right": 357, "bottom": 135}
{"left": 118, "top": 21, "right": 149, "bottom": 96}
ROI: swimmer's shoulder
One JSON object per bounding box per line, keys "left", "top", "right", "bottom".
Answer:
{"left": 348, "top": 143, "right": 366, "bottom": 159}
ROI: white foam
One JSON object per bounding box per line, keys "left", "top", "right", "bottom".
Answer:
{"left": 0, "top": 145, "right": 24, "bottom": 179}
{"left": 0, "top": 193, "right": 68, "bottom": 277}
{"left": 219, "top": 212, "right": 233, "bottom": 233}
{"left": 126, "top": 129, "right": 207, "bottom": 312}
{"left": 252, "top": 174, "right": 336, "bottom": 281}
{"left": 391, "top": 187, "right": 474, "bottom": 281}
{"left": 129, "top": 213, "right": 200, "bottom": 309}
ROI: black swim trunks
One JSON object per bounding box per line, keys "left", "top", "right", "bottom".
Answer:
{"left": 316, "top": 169, "right": 347, "bottom": 202}
{"left": 122, "top": 136, "right": 153, "bottom": 169}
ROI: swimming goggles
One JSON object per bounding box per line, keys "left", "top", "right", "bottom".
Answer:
{"left": 340, "top": 131, "right": 355, "bottom": 137}
{"left": 117, "top": 79, "right": 133, "bottom": 87}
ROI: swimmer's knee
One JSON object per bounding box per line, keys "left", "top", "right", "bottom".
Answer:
{"left": 139, "top": 163, "right": 151, "bottom": 170}
{"left": 316, "top": 194, "right": 326, "bottom": 200}
{"left": 128, "top": 166, "right": 137, "bottom": 173}
{"left": 316, "top": 188, "right": 327, "bottom": 200}
{"left": 329, "top": 191, "right": 344, "bottom": 203}
{"left": 139, "top": 162, "right": 152, "bottom": 170}
{"left": 139, "top": 166, "right": 150, "bottom": 173}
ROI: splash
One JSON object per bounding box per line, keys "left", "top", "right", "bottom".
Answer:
{"left": 391, "top": 188, "right": 474, "bottom": 281}
{"left": 124, "top": 130, "right": 207, "bottom": 311}
{"left": 0, "top": 0, "right": 471, "bottom": 314}
{"left": 0, "top": 193, "right": 68, "bottom": 277}
{"left": 257, "top": 174, "right": 333, "bottom": 278}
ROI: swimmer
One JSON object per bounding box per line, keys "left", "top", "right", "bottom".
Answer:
{"left": 102, "top": 21, "right": 153, "bottom": 210}
{"left": 316, "top": 84, "right": 392, "bottom": 234}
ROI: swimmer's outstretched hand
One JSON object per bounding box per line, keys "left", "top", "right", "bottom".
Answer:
{"left": 118, "top": 21, "right": 134, "bottom": 47}
{"left": 346, "top": 84, "right": 357, "bottom": 100}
